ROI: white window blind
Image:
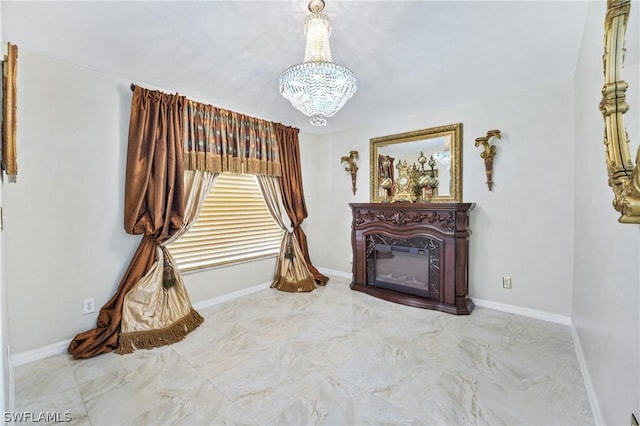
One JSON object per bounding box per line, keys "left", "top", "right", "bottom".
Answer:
{"left": 167, "top": 173, "right": 284, "bottom": 271}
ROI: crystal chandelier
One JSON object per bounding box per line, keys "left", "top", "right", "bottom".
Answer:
{"left": 279, "top": 0, "right": 357, "bottom": 126}
{"left": 433, "top": 138, "right": 452, "bottom": 168}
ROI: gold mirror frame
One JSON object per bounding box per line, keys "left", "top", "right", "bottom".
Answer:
{"left": 370, "top": 123, "right": 462, "bottom": 203}
{"left": 2, "top": 43, "right": 17, "bottom": 183}
{"left": 600, "top": 0, "right": 639, "bottom": 223}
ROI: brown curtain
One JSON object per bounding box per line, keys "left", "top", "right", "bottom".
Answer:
{"left": 378, "top": 154, "right": 395, "bottom": 197}
{"left": 274, "top": 123, "right": 328, "bottom": 286}
{"left": 68, "top": 86, "right": 202, "bottom": 359}
{"left": 257, "top": 175, "right": 316, "bottom": 292}
{"left": 115, "top": 170, "right": 216, "bottom": 354}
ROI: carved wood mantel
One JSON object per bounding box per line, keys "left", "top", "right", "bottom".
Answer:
{"left": 350, "top": 202, "right": 475, "bottom": 315}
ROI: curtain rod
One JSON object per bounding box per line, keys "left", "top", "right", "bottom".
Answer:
{"left": 127, "top": 83, "right": 297, "bottom": 131}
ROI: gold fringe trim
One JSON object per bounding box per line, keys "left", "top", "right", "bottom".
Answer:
{"left": 272, "top": 161, "right": 282, "bottom": 177}
{"left": 271, "top": 276, "right": 317, "bottom": 293}
{"left": 244, "top": 159, "right": 282, "bottom": 177}
{"left": 115, "top": 308, "right": 204, "bottom": 355}
{"left": 184, "top": 151, "right": 282, "bottom": 177}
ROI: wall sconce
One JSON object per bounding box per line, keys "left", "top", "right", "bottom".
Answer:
{"left": 341, "top": 150, "right": 359, "bottom": 195}
{"left": 474, "top": 130, "right": 502, "bottom": 191}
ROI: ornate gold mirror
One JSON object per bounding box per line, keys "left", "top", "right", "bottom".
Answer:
{"left": 601, "top": 0, "right": 639, "bottom": 223}
{"left": 370, "top": 123, "right": 462, "bottom": 203}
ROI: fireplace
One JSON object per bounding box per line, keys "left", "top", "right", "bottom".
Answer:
{"left": 350, "top": 203, "right": 474, "bottom": 315}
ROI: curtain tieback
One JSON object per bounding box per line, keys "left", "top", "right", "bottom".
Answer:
{"left": 160, "top": 246, "right": 177, "bottom": 290}
{"left": 284, "top": 235, "right": 294, "bottom": 260}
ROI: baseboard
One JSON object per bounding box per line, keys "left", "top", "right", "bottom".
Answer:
{"left": 317, "top": 267, "right": 351, "bottom": 280}
{"left": 317, "top": 272, "right": 572, "bottom": 325}
{"left": 11, "top": 340, "right": 70, "bottom": 367}
{"left": 569, "top": 322, "right": 603, "bottom": 425}
{"left": 471, "top": 298, "right": 571, "bottom": 325}
{"left": 11, "top": 281, "right": 273, "bottom": 368}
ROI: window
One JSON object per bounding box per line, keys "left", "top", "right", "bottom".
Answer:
{"left": 167, "top": 173, "right": 284, "bottom": 271}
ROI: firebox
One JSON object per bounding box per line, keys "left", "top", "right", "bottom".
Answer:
{"left": 373, "top": 244, "right": 430, "bottom": 298}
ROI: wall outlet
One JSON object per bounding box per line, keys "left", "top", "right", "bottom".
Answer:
{"left": 82, "top": 298, "right": 95, "bottom": 315}
{"left": 503, "top": 276, "right": 512, "bottom": 289}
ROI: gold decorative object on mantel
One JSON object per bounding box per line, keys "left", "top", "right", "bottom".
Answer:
{"left": 391, "top": 160, "right": 416, "bottom": 202}
{"left": 600, "top": 0, "right": 640, "bottom": 223}
{"left": 341, "top": 150, "right": 359, "bottom": 195}
{"left": 474, "top": 130, "right": 502, "bottom": 191}
{"left": 2, "top": 43, "right": 18, "bottom": 183}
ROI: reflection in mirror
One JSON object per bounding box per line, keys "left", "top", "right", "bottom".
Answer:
{"left": 370, "top": 123, "right": 462, "bottom": 203}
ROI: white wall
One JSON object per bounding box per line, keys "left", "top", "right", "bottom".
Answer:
{"left": 3, "top": 51, "right": 279, "bottom": 354}
{"left": 302, "top": 81, "right": 576, "bottom": 317}
{"left": 573, "top": 2, "right": 640, "bottom": 424}
{"left": 0, "top": 0, "right": 11, "bottom": 414}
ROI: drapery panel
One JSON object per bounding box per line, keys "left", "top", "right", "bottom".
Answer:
{"left": 69, "top": 86, "right": 202, "bottom": 359}
{"left": 274, "top": 123, "right": 328, "bottom": 285}
{"left": 117, "top": 170, "right": 217, "bottom": 354}
{"left": 257, "top": 175, "right": 316, "bottom": 292}
{"left": 183, "top": 100, "right": 281, "bottom": 176}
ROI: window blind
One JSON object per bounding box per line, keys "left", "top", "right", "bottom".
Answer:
{"left": 167, "top": 173, "right": 284, "bottom": 271}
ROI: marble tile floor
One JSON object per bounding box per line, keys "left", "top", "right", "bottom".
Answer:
{"left": 13, "top": 274, "right": 594, "bottom": 425}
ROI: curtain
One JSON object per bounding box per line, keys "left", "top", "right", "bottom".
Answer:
{"left": 378, "top": 154, "right": 395, "bottom": 197}
{"left": 68, "top": 86, "right": 319, "bottom": 358}
{"left": 257, "top": 175, "right": 316, "bottom": 292}
{"left": 117, "top": 170, "right": 217, "bottom": 354}
{"left": 183, "top": 100, "right": 281, "bottom": 177}
{"left": 68, "top": 87, "right": 200, "bottom": 359}
{"left": 274, "top": 123, "right": 328, "bottom": 286}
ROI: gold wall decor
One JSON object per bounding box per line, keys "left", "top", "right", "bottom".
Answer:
{"left": 2, "top": 43, "right": 17, "bottom": 183}
{"left": 341, "top": 150, "right": 359, "bottom": 195}
{"left": 600, "top": 0, "right": 639, "bottom": 223}
{"left": 474, "top": 129, "right": 501, "bottom": 191}
{"left": 370, "top": 123, "right": 462, "bottom": 203}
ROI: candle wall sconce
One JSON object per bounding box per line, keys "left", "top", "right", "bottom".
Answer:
{"left": 341, "top": 150, "right": 359, "bottom": 195}
{"left": 474, "top": 130, "right": 502, "bottom": 191}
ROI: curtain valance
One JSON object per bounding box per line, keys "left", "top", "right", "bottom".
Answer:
{"left": 183, "top": 100, "right": 281, "bottom": 176}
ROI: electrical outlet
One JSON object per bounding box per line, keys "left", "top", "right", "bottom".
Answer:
{"left": 503, "top": 276, "right": 512, "bottom": 289}
{"left": 82, "top": 298, "right": 95, "bottom": 315}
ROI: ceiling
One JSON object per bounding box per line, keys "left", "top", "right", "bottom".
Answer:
{"left": 1, "top": 1, "right": 636, "bottom": 135}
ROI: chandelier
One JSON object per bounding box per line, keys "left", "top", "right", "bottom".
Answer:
{"left": 433, "top": 138, "right": 452, "bottom": 168}
{"left": 279, "top": 0, "right": 357, "bottom": 126}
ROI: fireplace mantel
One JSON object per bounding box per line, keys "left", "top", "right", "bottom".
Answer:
{"left": 349, "top": 202, "right": 475, "bottom": 315}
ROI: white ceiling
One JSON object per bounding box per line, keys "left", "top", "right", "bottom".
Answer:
{"left": 2, "top": 1, "right": 636, "bottom": 135}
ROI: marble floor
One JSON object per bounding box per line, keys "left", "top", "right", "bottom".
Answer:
{"left": 13, "top": 275, "right": 594, "bottom": 425}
